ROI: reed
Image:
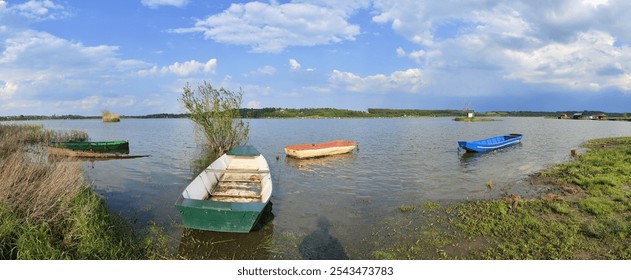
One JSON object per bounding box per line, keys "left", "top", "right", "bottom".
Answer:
{"left": 101, "top": 109, "right": 121, "bottom": 122}
{"left": 0, "top": 150, "right": 83, "bottom": 224}
{"left": 0, "top": 124, "right": 84, "bottom": 224}
{"left": 45, "top": 129, "right": 89, "bottom": 142}
{"left": 0, "top": 123, "right": 171, "bottom": 259}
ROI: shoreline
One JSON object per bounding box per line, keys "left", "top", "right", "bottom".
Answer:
{"left": 2, "top": 108, "right": 631, "bottom": 121}
{"left": 372, "top": 136, "right": 631, "bottom": 259}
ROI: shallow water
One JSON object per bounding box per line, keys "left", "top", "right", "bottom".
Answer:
{"left": 12, "top": 117, "right": 631, "bottom": 259}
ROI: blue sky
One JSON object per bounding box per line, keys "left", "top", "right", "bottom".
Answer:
{"left": 1, "top": 0, "right": 631, "bottom": 116}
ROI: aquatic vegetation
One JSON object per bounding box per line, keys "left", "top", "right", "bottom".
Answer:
{"left": 0, "top": 124, "right": 171, "bottom": 260}
{"left": 398, "top": 205, "right": 416, "bottom": 213}
{"left": 101, "top": 109, "right": 120, "bottom": 122}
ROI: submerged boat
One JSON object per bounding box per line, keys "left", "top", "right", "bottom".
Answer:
{"left": 175, "top": 145, "right": 272, "bottom": 233}
{"left": 48, "top": 140, "right": 129, "bottom": 153}
{"left": 458, "top": 134, "right": 523, "bottom": 153}
{"left": 284, "top": 140, "right": 357, "bottom": 159}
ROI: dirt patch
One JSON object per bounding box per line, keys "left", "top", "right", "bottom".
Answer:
{"left": 528, "top": 173, "right": 585, "bottom": 200}
{"left": 443, "top": 237, "right": 492, "bottom": 259}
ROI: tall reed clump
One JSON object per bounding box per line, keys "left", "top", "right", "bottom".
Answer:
{"left": 0, "top": 124, "right": 45, "bottom": 158}
{"left": 44, "top": 129, "right": 90, "bottom": 143}
{"left": 179, "top": 81, "right": 249, "bottom": 156}
{"left": 101, "top": 109, "right": 121, "bottom": 122}
{"left": 0, "top": 150, "right": 84, "bottom": 224}
{"left": 0, "top": 124, "right": 170, "bottom": 259}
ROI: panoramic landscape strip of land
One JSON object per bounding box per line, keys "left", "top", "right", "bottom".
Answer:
{"left": 1, "top": 108, "right": 631, "bottom": 121}
{"left": 2, "top": 122, "right": 630, "bottom": 259}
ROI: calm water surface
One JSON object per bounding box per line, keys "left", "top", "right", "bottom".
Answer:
{"left": 16, "top": 117, "right": 631, "bottom": 259}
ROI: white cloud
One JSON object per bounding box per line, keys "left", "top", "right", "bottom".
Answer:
{"left": 0, "top": 80, "right": 17, "bottom": 100}
{"left": 4, "top": 0, "right": 70, "bottom": 21}
{"left": 504, "top": 31, "right": 631, "bottom": 91}
{"left": 0, "top": 29, "right": 145, "bottom": 97}
{"left": 137, "top": 58, "right": 217, "bottom": 77}
{"left": 329, "top": 68, "right": 426, "bottom": 93}
{"left": 103, "top": 96, "right": 137, "bottom": 107}
{"left": 0, "top": 100, "right": 43, "bottom": 111}
{"left": 140, "top": 0, "right": 189, "bottom": 9}
{"left": 256, "top": 65, "right": 276, "bottom": 75}
{"left": 370, "top": 0, "right": 631, "bottom": 94}
{"left": 289, "top": 59, "right": 301, "bottom": 71}
{"left": 0, "top": 18, "right": 160, "bottom": 115}
{"left": 53, "top": 96, "right": 101, "bottom": 110}
{"left": 171, "top": 1, "right": 361, "bottom": 53}
{"left": 246, "top": 100, "right": 261, "bottom": 109}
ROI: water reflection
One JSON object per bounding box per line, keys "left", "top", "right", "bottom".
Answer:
{"left": 177, "top": 203, "right": 275, "bottom": 260}
{"left": 458, "top": 143, "right": 524, "bottom": 170}
{"left": 299, "top": 217, "right": 349, "bottom": 260}
{"left": 284, "top": 153, "right": 356, "bottom": 172}
{"left": 190, "top": 147, "right": 220, "bottom": 176}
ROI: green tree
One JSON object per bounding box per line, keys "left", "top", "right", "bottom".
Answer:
{"left": 179, "top": 81, "right": 249, "bottom": 155}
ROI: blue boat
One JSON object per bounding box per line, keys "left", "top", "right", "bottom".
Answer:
{"left": 458, "top": 133, "right": 523, "bottom": 153}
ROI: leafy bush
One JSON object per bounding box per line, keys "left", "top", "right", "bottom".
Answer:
{"left": 179, "top": 81, "right": 249, "bottom": 155}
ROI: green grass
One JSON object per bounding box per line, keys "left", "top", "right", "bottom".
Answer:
{"left": 0, "top": 186, "right": 172, "bottom": 259}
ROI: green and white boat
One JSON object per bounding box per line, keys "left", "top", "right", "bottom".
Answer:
{"left": 175, "top": 146, "right": 272, "bottom": 233}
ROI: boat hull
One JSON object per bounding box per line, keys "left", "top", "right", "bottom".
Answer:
{"left": 284, "top": 140, "right": 356, "bottom": 159}
{"left": 175, "top": 197, "right": 268, "bottom": 233}
{"left": 48, "top": 141, "right": 129, "bottom": 153}
{"left": 47, "top": 147, "right": 143, "bottom": 159}
{"left": 458, "top": 134, "right": 523, "bottom": 153}
{"left": 175, "top": 145, "right": 272, "bottom": 233}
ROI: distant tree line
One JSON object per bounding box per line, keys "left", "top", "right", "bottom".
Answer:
{"left": 2, "top": 108, "right": 628, "bottom": 121}
{"left": 366, "top": 108, "right": 464, "bottom": 117}
{"left": 0, "top": 114, "right": 98, "bottom": 121}
{"left": 240, "top": 108, "right": 370, "bottom": 118}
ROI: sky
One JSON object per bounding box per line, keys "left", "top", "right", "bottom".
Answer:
{"left": 1, "top": 0, "right": 631, "bottom": 116}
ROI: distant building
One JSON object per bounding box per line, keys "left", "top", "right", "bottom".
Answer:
{"left": 558, "top": 113, "right": 568, "bottom": 119}
{"left": 572, "top": 113, "right": 584, "bottom": 119}
{"left": 594, "top": 114, "right": 608, "bottom": 120}
{"left": 467, "top": 111, "right": 475, "bottom": 118}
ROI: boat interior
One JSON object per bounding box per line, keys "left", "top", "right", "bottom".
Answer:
{"left": 180, "top": 154, "right": 272, "bottom": 203}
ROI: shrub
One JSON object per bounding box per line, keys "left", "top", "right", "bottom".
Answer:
{"left": 179, "top": 81, "right": 249, "bottom": 155}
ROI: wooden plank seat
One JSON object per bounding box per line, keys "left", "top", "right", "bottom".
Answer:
{"left": 209, "top": 171, "right": 264, "bottom": 201}
{"left": 206, "top": 168, "right": 270, "bottom": 174}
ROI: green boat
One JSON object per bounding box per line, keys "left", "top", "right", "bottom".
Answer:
{"left": 48, "top": 140, "right": 129, "bottom": 153}
{"left": 175, "top": 146, "right": 272, "bottom": 233}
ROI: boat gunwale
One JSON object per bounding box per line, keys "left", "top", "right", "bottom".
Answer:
{"left": 284, "top": 140, "right": 357, "bottom": 151}
{"left": 458, "top": 134, "right": 523, "bottom": 153}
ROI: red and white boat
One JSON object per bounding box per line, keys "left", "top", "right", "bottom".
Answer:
{"left": 284, "top": 140, "right": 357, "bottom": 159}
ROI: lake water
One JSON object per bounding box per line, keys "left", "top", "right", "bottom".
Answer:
{"left": 12, "top": 117, "right": 631, "bottom": 259}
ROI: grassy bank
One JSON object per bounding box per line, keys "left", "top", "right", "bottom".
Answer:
{"left": 0, "top": 124, "right": 168, "bottom": 259}
{"left": 373, "top": 137, "right": 631, "bottom": 259}
{"left": 453, "top": 117, "right": 497, "bottom": 122}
